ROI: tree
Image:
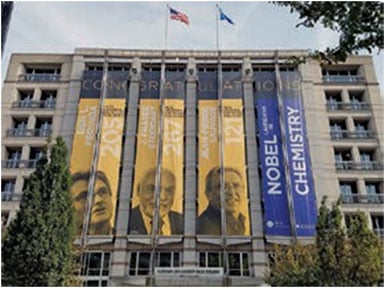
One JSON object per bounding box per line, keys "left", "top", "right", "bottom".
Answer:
{"left": 2, "top": 137, "right": 78, "bottom": 286}
{"left": 274, "top": 2, "right": 384, "bottom": 62}
{"left": 265, "top": 196, "right": 383, "bottom": 286}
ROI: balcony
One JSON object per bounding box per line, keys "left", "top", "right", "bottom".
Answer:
{"left": 323, "top": 75, "right": 365, "bottom": 83}
{"left": 6, "top": 128, "right": 52, "bottom": 137}
{"left": 2, "top": 159, "right": 41, "bottom": 169}
{"left": 11, "top": 100, "right": 56, "bottom": 109}
{"left": 326, "top": 102, "right": 370, "bottom": 111}
{"left": 341, "top": 194, "right": 384, "bottom": 204}
{"left": 330, "top": 130, "right": 375, "bottom": 140}
{"left": 335, "top": 161, "right": 383, "bottom": 171}
{"left": 1, "top": 191, "right": 14, "bottom": 201}
{"left": 18, "top": 74, "right": 60, "bottom": 82}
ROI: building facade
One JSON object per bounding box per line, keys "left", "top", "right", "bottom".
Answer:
{"left": 1, "top": 48, "right": 383, "bottom": 286}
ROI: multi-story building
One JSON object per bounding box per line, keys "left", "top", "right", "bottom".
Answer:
{"left": 1, "top": 48, "right": 383, "bottom": 286}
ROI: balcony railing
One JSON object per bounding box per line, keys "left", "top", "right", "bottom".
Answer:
{"left": 11, "top": 100, "right": 56, "bottom": 109}
{"left": 341, "top": 194, "right": 384, "bottom": 204}
{"left": 6, "top": 128, "right": 52, "bottom": 137}
{"left": 1, "top": 191, "right": 14, "bottom": 201}
{"left": 330, "top": 130, "right": 375, "bottom": 140}
{"left": 335, "top": 161, "right": 383, "bottom": 171}
{"left": 326, "top": 102, "right": 370, "bottom": 111}
{"left": 2, "top": 159, "right": 41, "bottom": 169}
{"left": 323, "top": 75, "right": 365, "bottom": 83}
{"left": 18, "top": 74, "right": 60, "bottom": 82}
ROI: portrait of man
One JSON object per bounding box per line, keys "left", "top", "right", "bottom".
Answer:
{"left": 70, "top": 171, "right": 113, "bottom": 235}
{"left": 197, "top": 167, "right": 247, "bottom": 235}
{"left": 129, "top": 168, "right": 183, "bottom": 235}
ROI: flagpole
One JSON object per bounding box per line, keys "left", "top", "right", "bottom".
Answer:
{"left": 216, "top": 4, "right": 219, "bottom": 51}
{"left": 165, "top": 3, "right": 169, "bottom": 50}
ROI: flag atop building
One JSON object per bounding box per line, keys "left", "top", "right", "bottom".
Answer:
{"left": 169, "top": 7, "right": 190, "bottom": 26}
{"left": 217, "top": 5, "right": 234, "bottom": 25}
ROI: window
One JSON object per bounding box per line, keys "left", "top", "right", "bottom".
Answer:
{"left": 2, "top": 179, "right": 15, "bottom": 201}
{"left": 329, "top": 119, "right": 347, "bottom": 139}
{"left": 339, "top": 181, "right": 358, "bottom": 203}
{"left": 228, "top": 253, "right": 250, "bottom": 276}
{"left": 29, "top": 147, "right": 45, "bottom": 168}
{"left": 24, "top": 66, "right": 61, "bottom": 82}
{"left": 8, "top": 118, "right": 28, "bottom": 136}
{"left": 322, "top": 66, "right": 363, "bottom": 83}
{"left": 325, "top": 90, "right": 342, "bottom": 110}
{"left": 359, "top": 149, "right": 378, "bottom": 170}
{"left": 156, "top": 252, "right": 180, "bottom": 267}
{"left": 17, "top": 90, "right": 34, "bottom": 107}
{"left": 35, "top": 118, "right": 52, "bottom": 137}
{"left": 129, "top": 252, "right": 151, "bottom": 276}
{"left": 349, "top": 90, "right": 368, "bottom": 110}
{"left": 365, "top": 181, "right": 383, "bottom": 204}
{"left": 80, "top": 252, "right": 110, "bottom": 287}
{"left": 199, "top": 252, "right": 224, "bottom": 268}
{"left": 334, "top": 148, "right": 352, "bottom": 170}
{"left": 4, "top": 147, "right": 22, "bottom": 168}
{"left": 371, "top": 215, "right": 384, "bottom": 238}
{"left": 354, "top": 119, "right": 372, "bottom": 138}
{"left": 40, "top": 90, "right": 57, "bottom": 108}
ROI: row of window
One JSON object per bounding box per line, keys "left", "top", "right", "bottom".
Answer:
{"left": 339, "top": 181, "right": 383, "bottom": 204}
{"left": 325, "top": 90, "right": 370, "bottom": 111}
{"left": 12, "top": 90, "right": 57, "bottom": 109}
{"left": 333, "top": 147, "right": 382, "bottom": 171}
{"left": 6, "top": 117, "right": 52, "bottom": 138}
{"left": 330, "top": 118, "right": 375, "bottom": 140}
{"left": 2, "top": 147, "right": 45, "bottom": 170}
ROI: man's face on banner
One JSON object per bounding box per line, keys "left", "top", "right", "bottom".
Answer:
{"left": 138, "top": 169, "right": 176, "bottom": 219}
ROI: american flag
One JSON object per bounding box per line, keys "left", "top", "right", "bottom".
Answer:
{"left": 169, "top": 7, "right": 189, "bottom": 26}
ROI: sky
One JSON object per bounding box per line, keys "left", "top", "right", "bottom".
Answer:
{"left": 1, "top": 1, "right": 384, "bottom": 94}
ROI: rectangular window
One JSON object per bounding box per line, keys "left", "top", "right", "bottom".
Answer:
{"left": 80, "top": 251, "right": 110, "bottom": 287}
{"left": 339, "top": 181, "right": 358, "bottom": 203}
{"left": 1, "top": 179, "right": 15, "bottom": 201}
{"left": 228, "top": 252, "right": 250, "bottom": 276}
{"left": 156, "top": 252, "right": 181, "bottom": 267}
{"left": 365, "top": 181, "right": 383, "bottom": 204}
{"left": 129, "top": 252, "right": 151, "bottom": 276}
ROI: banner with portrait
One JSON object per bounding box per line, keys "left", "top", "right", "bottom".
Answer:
{"left": 70, "top": 71, "right": 102, "bottom": 236}
{"left": 254, "top": 72, "right": 291, "bottom": 237}
{"left": 281, "top": 71, "right": 317, "bottom": 237}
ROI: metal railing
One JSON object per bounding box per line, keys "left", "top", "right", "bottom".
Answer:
{"left": 323, "top": 75, "right": 365, "bottom": 83}
{"left": 1, "top": 191, "right": 14, "bottom": 201}
{"left": 335, "top": 161, "right": 383, "bottom": 171}
{"left": 18, "top": 74, "right": 60, "bottom": 82}
{"left": 2, "top": 159, "right": 40, "bottom": 169}
{"left": 330, "top": 130, "right": 375, "bottom": 140}
{"left": 6, "top": 128, "right": 52, "bottom": 137}
{"left": 326, "top": 102, "right": 370, "bottom": 111}
{"left": 11, "top": 100, "right": 56, "bottom": 109}
{"left": 341, "top": 194, "right": 384, "bottom": 204}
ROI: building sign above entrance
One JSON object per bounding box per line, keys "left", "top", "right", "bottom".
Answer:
{"left": 154, "top": 267, "right": 223, "bottom": 277}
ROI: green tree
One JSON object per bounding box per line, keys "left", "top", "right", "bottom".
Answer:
{"left": 274, "top": 1, "right": 384, "bottom": 62}
{"left": 265, "top": 197, "right": 383, "bottom": 286}
{"left": 2, "top": 137, "right": 78, "bottom": 286}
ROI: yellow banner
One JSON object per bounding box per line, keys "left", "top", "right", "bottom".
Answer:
{"left": 222, "top": 99, "right": 250, "bottom": 236}
{"left": 69, "top": 99, "right": 100, "bottom": 235}
{"left": 90, "top": 99, "right": 126, "bottom": 235}
{"left": 160, "top": 99, "right": 184, "bottom": 235}
{"left": 197, "top": 100, "right": 220, "bottom": 235}
{"left": 129, "top": 99, "right": 160, "bottom": 235}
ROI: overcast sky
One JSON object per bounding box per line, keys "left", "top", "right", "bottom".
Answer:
{"left": 1, "top": 1, "right": 383, "bottom": 94}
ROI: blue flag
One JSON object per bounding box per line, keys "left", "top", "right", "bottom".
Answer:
{"left": 218, "top": 6, "right": 234, "bottom": 25}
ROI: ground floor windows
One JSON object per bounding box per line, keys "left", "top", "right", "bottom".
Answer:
{"left": 199, "top": 251, "right": 250, "bottom": 276}
{"left": 80, "top": 251, "right": 110, "bottom": 286}
{"left": 129, "top": 252, "right": 181, "bottom": 276}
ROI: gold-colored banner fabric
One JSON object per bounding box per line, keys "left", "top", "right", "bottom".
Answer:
{"left": 129, "top": 99, "right": 184, "bottom": 236}
{"left": 160, "top": 99, "right": 184, "bottom": 235}
{"left": 69, "top": 99, "right": 100, "bottom": 236}
{"left": 197, "top": 100, "right": 221, "bottom": 235}
{"left": 129, "top": 99, "right": 160, "bottom": 235}
{"left": 222, "top": 99, "right": 250, "bottom": 236}
{"left": 90, "top": 99, "right": 126, "bottom": 235}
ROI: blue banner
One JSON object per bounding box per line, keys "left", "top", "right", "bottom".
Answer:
{"left": 255, "top": 72, "right": 291, "bottom": 237}
{"left": 281, "top": 71, "right": 317, "bottom": 237}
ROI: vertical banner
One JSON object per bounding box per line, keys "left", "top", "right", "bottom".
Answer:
{"left": 222, "top": 72, "right": 249, "bottom": 236}
{"left": 197, "top": 71, "right": 221, "bottom": 235}
{"left": 129, "top": 70, "right": 185, "bottom": 236}
{"left": 70, "top": 71, "right": 102, "bottom": 236}
{"left": 90, "top": 71, "right": 127, "bottom": 235}
{"left": 254, "top": 72, "right": 291, "bottom": 237}
{"left": 129, "top": 70, "right": 161, "bottom": 235}
{"left": 281, "top": 71, "right": 317, "bottom": 237}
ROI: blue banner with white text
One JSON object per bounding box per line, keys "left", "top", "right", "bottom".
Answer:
{"left": 281, "top": 71, "right": 317, "bottom": 237}
{"left": 255, "top": 72, "right": 291, "bottom": 237}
